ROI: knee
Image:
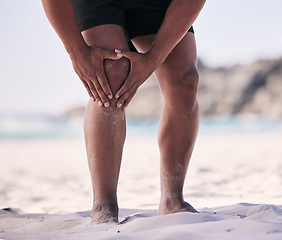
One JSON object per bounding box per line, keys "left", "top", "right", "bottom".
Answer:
{"left": 166, "top": 66, "right": 199, "bottom": 109}
{"left": 104, "top": 57, "right": 130, "bottom": 95}
{"left": 175, "top": 66, "right": 199, "bottom": 94}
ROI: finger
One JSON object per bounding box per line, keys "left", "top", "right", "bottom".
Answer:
{"left": 102, "top": 48, "right": 122, "bottom": 60}
{"left": 114, "top": 49, "right": 133, "bottom": 59}
{"left": 91, "top": 78, "right": 110, "bottom": 107}
{"left": 115, "top": 75, "right": 134, "bottom": 99}
{"left": 116, "top": 84, "right": 137, "bottom": 108}
{"left": 82, "top": 80, "right": 95, "bottom": 101}
{"left": 122, "top": 88, "right": 137, "bottom": 111}
{"left": 96, "top": 70, "right": 112, "bottom": 100}
{"left": 87, "top": 80, "right": 103, "bottom": 106}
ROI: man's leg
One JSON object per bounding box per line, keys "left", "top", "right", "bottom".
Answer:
{"left": 82, "top": 25, "right": 130, "bottom": 223}
{"left": 132, "top": 32, "right": 199, "bottom": 214}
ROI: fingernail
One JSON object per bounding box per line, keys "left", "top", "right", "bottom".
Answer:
{"left": 104, "top": 102, "right": 110, "bottom": 108}
{"left": 123, "top": 106, "right": 127, "bottom": 111}
{"left": 98, "top": 101, "right": 103, "bottom": 107}
{"left": 117, "top": 53, "right": 122, "bottom": 57}
{"left": 117, "top": 102, "right": 122, "bottom": 108}
{"left": 115, "top": 94, "right": 119, "bottom": 99}
{"left": 108, "top": 95, "right": 112, "bottom": 99}
{"left": 115, "top": 49, "right": 121, "bottom": 53}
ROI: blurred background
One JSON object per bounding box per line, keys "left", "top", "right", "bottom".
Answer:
{"left": 0, "top": 0, "right": 282, "bottom": 139}
{"left": 0, "top": 0, "right": 282, "bottom": 213}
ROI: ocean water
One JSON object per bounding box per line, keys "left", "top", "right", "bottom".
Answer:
{"left": 0, "top": 114, "right": 281, "bottom": 140}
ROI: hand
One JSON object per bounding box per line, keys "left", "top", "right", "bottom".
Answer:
{"left": 70, "top": 46, "right": 121, "bottom": 107}
{"left": 114, "top": 49, "right": 158, "bottom": 110}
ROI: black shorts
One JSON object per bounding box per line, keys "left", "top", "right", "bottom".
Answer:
{"left": 72, "top": 0, "right": 194, "bottom": 41}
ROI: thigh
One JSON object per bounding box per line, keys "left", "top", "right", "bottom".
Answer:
{"left": 82, "top": 24, "right": 129, "bottom": 51}
{"left": 155, "top": 32, "right": 198, "bottom": 94}
{"left": 132, "top": 32, "right": 198, "bottom": 95}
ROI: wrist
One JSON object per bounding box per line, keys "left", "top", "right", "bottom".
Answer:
{"left": 66, "top": 43, "right": 89, "bottom": 61}
{"left": 146, "top": 47, "right": 167, "bottom": 69}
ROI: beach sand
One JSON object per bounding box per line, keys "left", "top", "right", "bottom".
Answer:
{"left": 1, "top": 128, "right": 282, "bottom": 239}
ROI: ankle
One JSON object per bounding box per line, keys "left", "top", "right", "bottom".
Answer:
{"left": 92, "top": 201, "right": 118, "bottom": 213}
{"left": 160, "top": 194, "right": 184, "bottom": 207}
{"left": 158, "top": 200, "right": 198, "bottom": 215}
{"left": 91, "top": 202, "right": 119, "bottom": 224}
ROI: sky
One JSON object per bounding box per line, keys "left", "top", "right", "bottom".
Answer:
{"left": 0, "top": 0, "right": 282, "bottom": 116}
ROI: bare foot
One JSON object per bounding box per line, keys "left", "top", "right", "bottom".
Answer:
{"left": 158, "top": 200, "right": 198, "bottom": 215}
{"left": 91, "top": 203, "right": 119, "bottom": 224}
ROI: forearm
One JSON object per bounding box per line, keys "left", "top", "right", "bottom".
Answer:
{"left": 148, "top": 0, "right": 206, "bottom": 66}
{"left": 41, "top": 0, "right": 88, "bottom": 57}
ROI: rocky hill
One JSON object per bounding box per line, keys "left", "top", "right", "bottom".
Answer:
{"left": 64, "top": 58, "right": 282, "bottom": 120}
{"left": 198, "top": 58, "right": 282, "bottom": 118}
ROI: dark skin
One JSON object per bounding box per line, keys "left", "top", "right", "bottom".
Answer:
{"left": 42, "top": 0, "right": 205, "bottom": 223}
{"left": 115, "top": 0, "right": 206, "bottom": 110}
{"left": 41, "top": 0, "right": 120, "bottom": 106}
{"left": 41, "top": 0, "right": 205, "bottom": 108}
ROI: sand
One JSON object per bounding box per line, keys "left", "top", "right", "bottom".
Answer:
{"left": 1, "top": 127, "right": 282, "bottom": 239}
{"left": 1, "top": 203, "right": 282, "bottom": 240}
